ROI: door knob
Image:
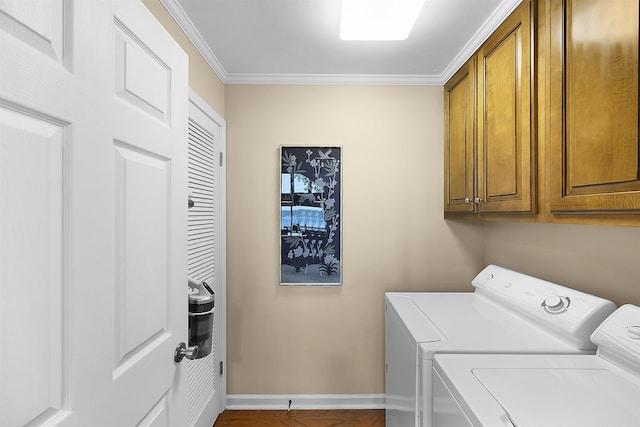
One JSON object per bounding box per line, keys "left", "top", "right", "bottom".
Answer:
{"left": 174, "top": 342, "right": 198, "bottom": 362}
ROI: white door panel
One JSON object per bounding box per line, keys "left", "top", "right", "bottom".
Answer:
{"left": 0, "top": 107, "right": 65, "bottom": 427}
{"left": 0, "top": 0, "right": 67, "bottom": 64}
{"left": 0, "top": 1, "right": 189, "bottom": 426}
{"left": 114, "top": 19, "right": 172, "bottom": 124}
{"left": 1, "top": 1, "right": 85, "bottom": 425}
{"left": 109, "top": 2, "right": 188, "bottom": 426}
{"left": 113, "top": 144, "right": 169, "bottom": 365}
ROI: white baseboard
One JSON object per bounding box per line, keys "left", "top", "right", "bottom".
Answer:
{"left": 225, "top": 394, "right": 385, "bottom": 410}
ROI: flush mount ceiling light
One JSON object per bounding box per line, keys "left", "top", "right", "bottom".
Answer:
{"left": 340, "top": 0, "right": 427, "bottom": 41}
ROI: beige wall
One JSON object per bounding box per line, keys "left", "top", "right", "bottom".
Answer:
{"left": 224, "top": 85, "right": 485, "bottom": 394}
{"left": 224, "top": 83, "right": 640, "bottom": 395}
{"left": 142, "top": 0, "right": 226, "bottom": 117}
{"left": 485, "top": 221, "right": 640, "bottom": 307}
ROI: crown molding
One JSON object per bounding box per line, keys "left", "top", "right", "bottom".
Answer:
{"left": 160, "top": 0, "right": 228, "bottom": 83}
{"left": 440, "top": 0, "right": 523, "bottom": 82}
{"left": 224, "top": 73, "right": 444, "bottom": 85}
{"left": 160, "top": 0, "right": 522, "bottom": 86}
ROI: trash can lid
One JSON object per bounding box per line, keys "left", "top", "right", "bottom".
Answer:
{"left": 189, "top": 292, "right": 214, "bottom": 304}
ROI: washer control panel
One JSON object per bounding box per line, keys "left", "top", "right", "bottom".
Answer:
{"left": 472, "top": 265, "right": 616, "bottom": 349}
{"left": 591, "top": 304, "right": 640, "bottom": 369}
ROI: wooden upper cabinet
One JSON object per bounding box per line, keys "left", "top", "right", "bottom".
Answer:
{"left": 444, "top": 57, "right": 476, "bottom": 213}
{"left": 549, "top": 0, "right": 640, "bottom": 212}
{"left": 477, "top": 1, "right": 535, "bottom": 213}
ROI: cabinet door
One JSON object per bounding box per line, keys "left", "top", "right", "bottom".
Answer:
{"left": 477, "top": 1, "right": 535, "bottom": 213}
{"left": 549, "top": 0, "right": 640, "bottom": 212}
{"left": 444, "top": 57, "right": 476, "bottom": 213}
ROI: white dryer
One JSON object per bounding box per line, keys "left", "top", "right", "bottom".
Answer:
{"left": 385, "top": 265, "right": 616, "bottom": 427}
{"left": 432, "top": 304, "right": 640, "bottom": 427}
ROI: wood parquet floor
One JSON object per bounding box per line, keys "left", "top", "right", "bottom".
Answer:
{"left": 213, "top": 409, "right": 385, "bottom": 426}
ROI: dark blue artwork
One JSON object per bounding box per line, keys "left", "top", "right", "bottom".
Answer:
{"left": 280, "top": 146, "right": 341, "bottom": 285}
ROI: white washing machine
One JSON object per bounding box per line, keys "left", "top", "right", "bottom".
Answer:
{"left": 385, "top": 265, "right": 617, "bottom": 427}
{"left": 432, "top": 304, "right": 640, "bottom": 427}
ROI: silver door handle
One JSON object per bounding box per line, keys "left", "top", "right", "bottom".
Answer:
{"left": 174, "top": 342, "right": 198, "bottom": 362}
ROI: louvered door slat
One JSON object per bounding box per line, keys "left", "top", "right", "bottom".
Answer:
{"left": 187, "top": 117, "right": 218, "bottom": 426}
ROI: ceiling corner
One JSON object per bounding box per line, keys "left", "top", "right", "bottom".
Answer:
{"left": 440, "top": 0, "right": 524, "bottom": 83}
{"left": 160, "top": 0, "right": 229, "bottom": 83}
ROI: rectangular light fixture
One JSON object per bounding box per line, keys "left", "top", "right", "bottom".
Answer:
{"left": 340, "top": 0, "right": 426, "bottom": 41}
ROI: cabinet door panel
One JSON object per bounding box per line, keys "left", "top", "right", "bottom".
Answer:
{"left": 444, "top": 58, "right": 476, "bottom": 213}
{"left": 485, "top": 34, "right": 518, "bottom": 198}
{"left": 477, "top": 1, "right": 534, "bottom": 213}
{"left": 550, "top": 0, "right": 640, "bottom": 212}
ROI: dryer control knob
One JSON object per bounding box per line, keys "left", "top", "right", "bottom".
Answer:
{"left": 545, "top": 296, "right": 562, "bottom": 308}
{"left": 542, "top": 296, "right": 567, "bottom": 313}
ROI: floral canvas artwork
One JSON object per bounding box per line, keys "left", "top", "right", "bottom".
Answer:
{"left": 280, "top": 146, "right": 342, "bottom": 285}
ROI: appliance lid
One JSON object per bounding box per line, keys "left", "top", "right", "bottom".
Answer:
{"left": 415, "top": 292, "right": 582, "bottom": 360}
{"left": 472, "top": 368, "right": 640, "bottom": 427}
{"left": 387, "top": 295, "right": 442, "bottom": 343}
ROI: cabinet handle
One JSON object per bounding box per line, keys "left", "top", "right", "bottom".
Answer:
{"left": 465, "top": 197, "right": 471, "bottom": 203}
{"left": 475, "top": 198, "right": 482, "bottom": 204}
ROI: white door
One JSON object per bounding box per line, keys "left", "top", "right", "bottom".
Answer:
{"left": 186, "top": 91, "right": 227, "bottom": 427}
{"left": 0, "top": 1, "right": 189, "bottom": 426}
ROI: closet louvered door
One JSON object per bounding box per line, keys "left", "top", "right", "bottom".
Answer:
{"left": 187, "top": 114, "right": 219, "bottom": 425}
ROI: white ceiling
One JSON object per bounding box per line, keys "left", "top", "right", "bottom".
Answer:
{"left": 161, "top": 0, "right": 522, "bottom": 85}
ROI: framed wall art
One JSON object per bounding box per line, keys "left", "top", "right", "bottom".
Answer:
{"left": 280, "top": 146, "right": 342, "bottom": 286}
